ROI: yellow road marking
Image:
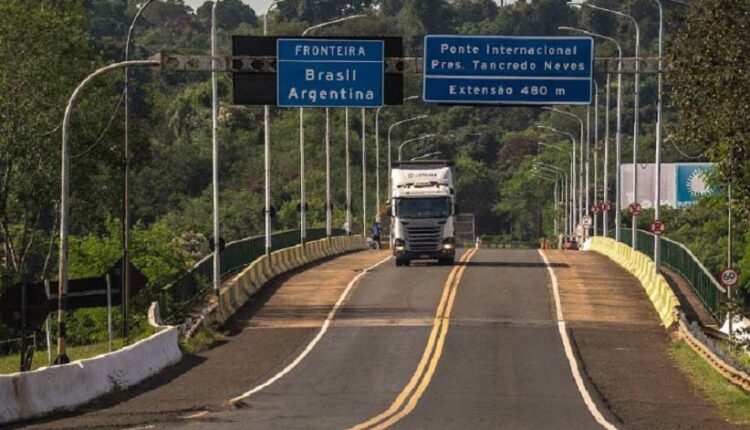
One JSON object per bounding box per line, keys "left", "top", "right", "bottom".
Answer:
{"left": 346, "top": 248, "right": 477, "bottom": 430}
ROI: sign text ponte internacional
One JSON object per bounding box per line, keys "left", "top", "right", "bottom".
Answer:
{"left": 423, "top": 35, "right": 594, "bottom": 105}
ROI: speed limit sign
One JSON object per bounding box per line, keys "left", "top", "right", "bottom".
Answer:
{"left": 628, "top": 203, "right": 642, "bottom": 216}
{"left": 721, "top": 268, "right": 739, "bottom": 287}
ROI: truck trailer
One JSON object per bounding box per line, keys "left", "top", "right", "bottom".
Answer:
{"left": 389, "top": 160, "right": 457, "bottom": 267}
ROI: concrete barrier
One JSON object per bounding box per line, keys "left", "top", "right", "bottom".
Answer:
{"left": 0, "top": 326, "right": 181, "bottom": 424}
{"left": 586, "top": 237, "right": 680, "bottom": 327}
{"left": 211, "top": 235, "right": 367, "bottom": 326}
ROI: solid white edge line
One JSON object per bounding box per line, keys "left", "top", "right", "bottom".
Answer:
{"left": 537, "top": 250, "right": 619, "bottom": 430}
{"left": 229, "top": 254, "right": 393, "bottom": 404}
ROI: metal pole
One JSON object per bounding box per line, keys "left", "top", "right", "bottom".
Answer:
{"left": 58, "top": 59, "right": 160, "bottom": 364}
{"left": 615, "top": 53, "right": 624, "bottom": 242}
{"left": 44, "top": 279, "right": 52, "bottom": 365}
{"left": 631, "top": 19, "right": 642, "bottom": 250}
{"left": 375, "top": 107, "right": 382, "bottom": 222}
{"left": 106, "top": 273, "right": 113, "bottom": 352}
{"left": 345, "top": 108, "right": 351, "bottom": 234}
{"left": 604, "top": 71, "right": 611, "bottom": 237}
{"left": 594, "top": 80, "right": 601, "bottom": 236}
{"left": 653, "top": 0, "right": 664, "bottom": 271}
{"left": 728, "top": 183, "right": 733, "bottom": 340}
{"left": 325, "top": 108, "right": 332, "bottom": 236}
{"left": 362, "top": 108, "right": 367, "bottom": 237}
{"left": 387, "top": 115, "right": 429, "bottom": 198}
{"left": 211, "top": 0, "right": 221, "bottom": 295}
{"left": 299, "top": 107, "right": 306, "bottom": 244}
{"left": 586, "top": 105, "right": 593, "bottom": 236}
{"left": 122, "top": 0, "right": 154, "bottom": 340}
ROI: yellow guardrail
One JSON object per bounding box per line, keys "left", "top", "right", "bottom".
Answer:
{"left": 587, "top": 237, "right": 680, "bottom": 327}
{"left": 212, "top": 235, "right": 367, "bottom": 326}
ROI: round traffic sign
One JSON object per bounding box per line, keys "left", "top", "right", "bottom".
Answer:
{"left": 592, "top": 204, "right": 601, "bottom": 214}
{"left": 628, "top": 202, "right": 642, "bottom": 216}
{"left": 721, "top": 268, "right": 739, "bottom": 287}
{"left": 602, "top": 201, "right": 612, "bottom": 211}
{"left": 582, "top": 215, "right": 592, "bottom": 228}
{"left": 649, "top": 219, "right": 666, "bottom": 236}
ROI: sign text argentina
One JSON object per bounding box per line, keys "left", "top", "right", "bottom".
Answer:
{"left": 277, "top": 39, "right": 384, "bottom": 108}
{"left": 423, "top": 35, "right": 594, "bottom": 105}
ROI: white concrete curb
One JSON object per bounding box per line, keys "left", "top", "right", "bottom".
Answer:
{"left": 0, "top": 326, "right": 182, "bottom": 424}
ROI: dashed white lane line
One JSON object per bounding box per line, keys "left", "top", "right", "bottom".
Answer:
{"left": 538, "top": 250, "right": 620, "bottom": 430}
{"left": 229, "top": 254, "right": 393, "bottom": 404}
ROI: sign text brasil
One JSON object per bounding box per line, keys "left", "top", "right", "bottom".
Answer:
{"left": 423, "top": 35, "right": 594, "bottom": 105}
{"left": 277, "top": 39, "right": 384, "bottom": 108}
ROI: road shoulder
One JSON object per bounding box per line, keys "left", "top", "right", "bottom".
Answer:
{"left": 544, "top": 250, "right": 750, "bottom": 430}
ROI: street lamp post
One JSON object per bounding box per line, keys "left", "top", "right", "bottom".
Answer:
{"left": 122, "top": 0, "right": 156, "bottom": 338}
{"left": 399, "top": 134, "right": 437, "bottom": 161}
{"left": 543, "top": 108, "right": 585, "bottom": 230}
{"left": 375, "top": 96, "right": 418, "bottom": 222}
{"left": 299, "top": 14, "right": 366, "bottom": 242}
{"left": 573, "top": 3, "right": 641, "bottom": 249}
{"left": 345, "top": 108, "right": 351, "bottom": 234}
{"left": 261, "top": 0, "right": 285, "bottom": 254}
{"left": 57, "top": 58, "right": 162, "bottom": 364}
{"left": 653, "top": 0, "right": 664, "bottom": 271}
{"left": 537, "top": 139, "right": 575, "bottom": 237}
{"left": 362, "top": 108, "right": 367, "bottom": 236}
{"left": 535, "top": 160, "right": 570, "bottom": 239}
{"left": 560, "top": 26, "right": 625, "bottom": 242}
{"left": 387, "top": 115, "right": 429, "bottom": 195}
{"left": 211, "top": 0, "right": 221, "bottom": 295}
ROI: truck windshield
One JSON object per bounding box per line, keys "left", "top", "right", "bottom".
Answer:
{"left": 396, "top": 197, "right": 451, "bottom": 219}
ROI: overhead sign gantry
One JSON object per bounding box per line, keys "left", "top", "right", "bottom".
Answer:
{"left": 422, "top": 35, "right": 594, "bottom": 105}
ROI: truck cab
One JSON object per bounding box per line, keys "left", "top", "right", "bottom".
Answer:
{"left": 390, "top": 161, "right": 457, "bottom": 266}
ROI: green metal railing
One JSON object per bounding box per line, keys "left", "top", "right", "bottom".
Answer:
{"left": 617, "top": 228, "right": 725, "bottom": 322}
{"left": 161, "top": 228, "right": 345, "bottom": 322}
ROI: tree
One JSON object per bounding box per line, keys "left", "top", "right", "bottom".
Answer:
{"left": 668, "top": 0, "right": 750, "bottom": 211}
{"left": 196, "top": 0, "right": 258, "bottom": 31}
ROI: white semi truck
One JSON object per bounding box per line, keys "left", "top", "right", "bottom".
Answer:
{"left": 389, "top": 161, "right": 457, "bottom": 267}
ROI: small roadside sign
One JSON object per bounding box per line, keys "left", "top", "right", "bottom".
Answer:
{"left": 649, "top": 219, "right": 666, "bottom": 236}
{"left": 628, "top": 202, "right": 642, "bottom": 216}
{"left": 721, "top": 268, "right": 739, "bottom": 287}
{"left": 592, "top": 204, "right": 601, "bottom": 214}
{"left": 582, "top": 215, "right": 592, "bottom": 228}
{"left": 602, "top": 201, "right": 612, "bottom": 211}
{"left": 277, "top": 38, "right": 384, "bottom": 108}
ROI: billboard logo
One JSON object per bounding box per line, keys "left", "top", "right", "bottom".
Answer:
{"left": 677, "top": 164, "right": 713, "bottom": 208}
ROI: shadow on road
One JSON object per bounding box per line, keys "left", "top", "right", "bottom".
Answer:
{"left": 463, "top": 261, "right": 569, "bottom": 269}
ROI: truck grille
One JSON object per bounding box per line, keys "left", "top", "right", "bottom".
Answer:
{"left": 405, "top": 225, "right": 442, "bottom": 252}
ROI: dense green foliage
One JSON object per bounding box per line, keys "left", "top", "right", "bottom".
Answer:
{"left": 1, "top": 0, "right": 748, "bottom": 349}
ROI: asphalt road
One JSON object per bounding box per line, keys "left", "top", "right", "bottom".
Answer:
{"left": 161, "top": 249, "right": 606, "bottom": 430}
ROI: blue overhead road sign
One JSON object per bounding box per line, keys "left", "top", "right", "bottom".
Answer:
{"left": 277, "top": 39, "right": 384, "bottom": 108}
{"left": 423, "top": 35, "right": 594, "bottom": 105}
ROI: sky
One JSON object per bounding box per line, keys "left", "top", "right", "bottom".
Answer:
{"left": 183, "top": 0, "right": 519, "bottom": 14}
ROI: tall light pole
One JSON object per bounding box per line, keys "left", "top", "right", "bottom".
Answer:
{"left": 298, "top": 14, "right": 366, "bottom": 243}
{"left": 537, "top": 129, "right": 577, "bottom": 236}
{"left": 375, "top": 96, "right": 419, "bottom": 222}
{"left": 345, "top": 108, "right": 351, "bottom": 234}
{"left": 122, "top": 0, "right": 156, "bottom": 338}
{"left": 573, "top": 2, "right": 641, "bottom": 249}
{"left": 653, "top": 0, "right": 664, "bottom": 271}
{"left": 543, "top": 107, "right": 585, "bottom": 228}
{"left": 399, "top": 134, "right": 437, "bottom": 161}
{"left": 211, "top": 0, "right": 221, "bottom": 295}
{"left": 58, "top": 58, "right": 162, "bottom": 364}
{"left": 593, "top": 79, "right": 599, "bottom": 236}
{"left": 387, "top": 114, "right": 429, "bottom": 195}
{"left": 262, "top": 0, "right": 285, "bottom": 254}
{"left": 361, "top": 108, "right": 367, "bottom": 236}
{"left": 559, "top": 26, "right": 624, "bottom": 241}
{"left": 535, "top": 157, "right": 571, "bottom": 238}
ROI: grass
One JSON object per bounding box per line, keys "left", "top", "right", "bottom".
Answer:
{"left": 180, "top": 326, "right": 223, "bottom": 355}
{"left": 0, "top": 330, "right": 156, "bottom": 375}
{"left": 669, "top": 340, "right": 750, "bottom": 424}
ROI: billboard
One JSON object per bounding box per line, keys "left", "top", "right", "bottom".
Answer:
{"left": 619, "top": 163, "right": 715, "bottom": 209}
